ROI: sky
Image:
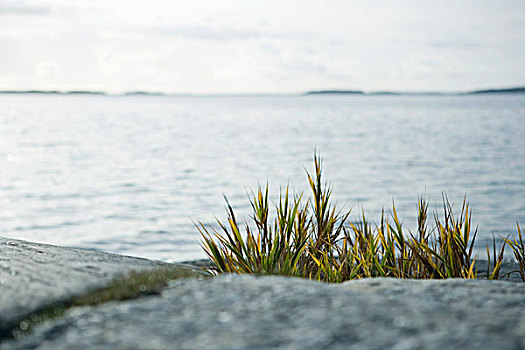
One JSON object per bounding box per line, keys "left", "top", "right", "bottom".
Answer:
{"left": 0, "top": 0, "right": 524, "bottom": 94}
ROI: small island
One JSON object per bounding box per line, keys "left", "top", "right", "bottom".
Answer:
{"left": 467, "top": 87, "right": 525, "bottom": 94}
{"left": 304, "top": 90, "right": 364, "bottom": 95}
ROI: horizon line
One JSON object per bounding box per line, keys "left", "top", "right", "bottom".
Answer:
{"left": 0, "top": 86, "right": 524, "bottom": 97}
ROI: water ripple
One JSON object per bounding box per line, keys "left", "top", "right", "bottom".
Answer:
{"left": 0, "top": 94, "right": 524, "bottom": 261}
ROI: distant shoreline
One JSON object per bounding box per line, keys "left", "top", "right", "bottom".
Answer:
{"left": 304, "top": 87, "right": 525, "bottom": 96}
{"left": 1, "top": 87, "right": 524, "bottom": 97}
{"left": 0, "top": 90, "right": 106, "bottom": 95}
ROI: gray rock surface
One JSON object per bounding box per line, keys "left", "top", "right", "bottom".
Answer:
{"left": 0, "top": 237, "right": 189, "bottom": 332}
{"left": 1, "top": 238, "right": 524, "bottom": 349}
{"left": 3, "top": 275, "right": 524, "bottom": 350}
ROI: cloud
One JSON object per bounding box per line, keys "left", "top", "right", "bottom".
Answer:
{"left": 0, "top": 0, "right": 524, "bottom": 93}
{"left": 428, "top": 40, "right": 480, "bottom": 50}
{"left": 0, "top": 1, "right": 50, "bottom": 15}
{"left": 158, "top": 25, "right": 263, "bottom": 41}
{"left": 153, "top": 24, "right": 310, "bottom": 42}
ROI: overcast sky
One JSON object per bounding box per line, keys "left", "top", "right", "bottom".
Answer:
{"left": 1, "top": 0, "right": 524, "bottom": 93}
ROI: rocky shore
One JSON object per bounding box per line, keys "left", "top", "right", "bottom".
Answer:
{"left": 1, "top": 237, "right": 524, "bottom": 349}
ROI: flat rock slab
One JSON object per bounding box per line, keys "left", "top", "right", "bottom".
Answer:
{"left": 4, "top": 275, "right": 525, "bottom": 350}
{"left": 0, "top": 237, "right": 178, "bottom": 331}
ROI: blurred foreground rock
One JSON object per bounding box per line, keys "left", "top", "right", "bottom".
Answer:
{"left": 0, "top": 237, "right": 198, "bottom": 334}
{"left": 1, "top": 238, "right": 524, "bottom": 349}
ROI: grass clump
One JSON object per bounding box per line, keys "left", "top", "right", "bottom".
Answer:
{"left": 198, "top": 155, "right": 349, "bottom": 280}
{"left": 198, "top": 154, "right": 525, "bottom": 282}
{"left": 406, "top": 197, "right": 477, "bottom": 279}
{"left": 504, "top": 224, "right": 525, "bottom": 281}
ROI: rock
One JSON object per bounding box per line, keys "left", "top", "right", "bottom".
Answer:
{"left": 3, "top": 275, "right": 524, "bottom": 350}
{"left": 1, "top": 238, "right": 524, "bottom": 349}
{"left": 0, "top": 237, "right": 194, "bottom": 334}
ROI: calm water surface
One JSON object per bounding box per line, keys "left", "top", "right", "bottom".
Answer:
{"left": 0, "top": 94, "right": 524, "bottom": 261}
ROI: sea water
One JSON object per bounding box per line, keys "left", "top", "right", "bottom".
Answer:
{"left": 0, "top": 94, "right": 524, "bottom": 261}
